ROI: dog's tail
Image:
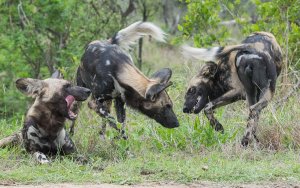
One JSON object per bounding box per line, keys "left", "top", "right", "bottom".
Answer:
{"left": 181, "top": 44, "right": 250, "bottom": 62}
{"left": 111, "top": 21, "right": 166, "bottom": 50}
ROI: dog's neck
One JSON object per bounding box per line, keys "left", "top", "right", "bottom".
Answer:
{"left": 209, "top": 64, "right": 232, "bottom": 100}
{"left": 26, "top": 101, "right": 66, "bottom": 136}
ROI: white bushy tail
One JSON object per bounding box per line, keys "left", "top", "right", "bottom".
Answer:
{"left": 113, "top": 21, "right": 166, "bottom": 50}
{"left": 181, "top": 44, "right": 248, "bottom": 62}
{"left": 181, "top": 45, "right": 221, "bottom": 62}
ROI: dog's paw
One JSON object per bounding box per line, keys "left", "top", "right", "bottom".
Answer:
{"left": 33, "top": 151, "right": 50, "bottom": 164}
{"left": 215, "top": 122, "right": 224, "bottom": 133}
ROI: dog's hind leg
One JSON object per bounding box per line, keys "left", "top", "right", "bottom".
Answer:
{"left": 241, "top": 80, "right": 273, "bottom": 146}
{"left": 114, "top": 96, "right": 127, "bottom": 139}
{"left": 241, "top": 55, "right": 278, "bottom": 146}
{"left": 204, "top": 89, "right": 244, "bottom": 132}
{"left": 241, "top": 59, "right": 277, "bottom": 146}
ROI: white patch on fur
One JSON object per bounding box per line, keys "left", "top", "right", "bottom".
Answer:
{"left": 105, "top": 60, "right": 111, "bottom": 66}
{"left": 116, "top": 21, "right": 166, "bottom": 50}
{"left": 110, "top": 75, "right": 125, "bottom": 100}
{"left": 54, "top": 129, "right": 66, "bottom": 148}
{"left": 236, "top": 54, "right": 262, "bottom": 67}
{"left": 33, "top": 151, "right": 50, "bottom": 164}
{"left": 181, "top": 45, "right": 220, "bottom": 62}
{"left": 27, "top": 126, "right": 50, "bottom": 148}
{"left": 92, "top": 46, "right": 97, "bottom": 52}
{"left": 99, "top": 108, "right": 106, "bottom": 115}
{"left": 100, "top": 47, "right": 106, "bottom": 52}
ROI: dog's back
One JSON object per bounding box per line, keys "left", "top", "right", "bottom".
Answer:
{"left": 79, "top": 41, "right": 133, "bottom": 98}
{"left": 242, "top": 32, "right": 283, "bottom": 75}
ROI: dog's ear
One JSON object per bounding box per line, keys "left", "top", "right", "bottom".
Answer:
{"left": 145, "top": 81, "right": 173, "bottom": 101}
{"left": 51, "top": 69, "right": 64, "bottom": 79}
{"left": 145, "top": 68, "right": 173, "bottom": 101}
{"left": 16, "top": 78, "right": 45, "bottom": 98}
{"left": 150, "top": 68, "right": 172, "bottom": 84}
{"left": 201, "top": 62, "right": 217, "bottom": 78}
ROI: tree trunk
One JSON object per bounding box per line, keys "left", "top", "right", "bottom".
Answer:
{"left": 137, "top": 1, "right": 148, "bottom": 70}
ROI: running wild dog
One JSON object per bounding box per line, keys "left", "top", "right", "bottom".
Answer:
{"left": 74, "top": 21, "right": 179, "bottom": 139}
{"left": 182, "top": 32, "right": 282, "bottom": 146}
{"left": 15, "top": 71, "right": 91, "bottom": 163}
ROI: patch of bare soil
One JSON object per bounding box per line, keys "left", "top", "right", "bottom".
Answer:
{"left": 0, "top": 182, "right": 299, "bottom": 188}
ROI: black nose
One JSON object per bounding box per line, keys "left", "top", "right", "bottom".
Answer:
{"left": 183, "top": 106, "right": 189, "bottom": 113}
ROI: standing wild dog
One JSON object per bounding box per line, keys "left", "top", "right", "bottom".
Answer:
{"left": 182, "top": 32, "right": 282, "bottom": 146}
{"left": 15, "top": 71, "right": 91, "bottom": 163}
{"left": 75, "top": 21, "right": 179, "bottom": 139}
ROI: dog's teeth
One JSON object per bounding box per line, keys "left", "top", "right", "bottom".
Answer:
{"left": 192, "top": 96, "right": 201, "bottom": 112}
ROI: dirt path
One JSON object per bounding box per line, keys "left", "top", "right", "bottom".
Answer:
{"left": 0, "top": 182, "right": 299, "bottom": 188}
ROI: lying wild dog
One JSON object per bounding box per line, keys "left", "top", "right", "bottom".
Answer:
{"left": 74, "top": 21, "right": 179, "bottom": 138}
{"left": 182, "top": 32, "right": 282, "bottom": 146}
{"left": 6, "top": 71, "right": 91, "bottom": 163}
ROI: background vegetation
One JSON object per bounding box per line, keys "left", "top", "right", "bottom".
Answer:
{"left": 0, "top": 0, "right": 299, "bottom": 185}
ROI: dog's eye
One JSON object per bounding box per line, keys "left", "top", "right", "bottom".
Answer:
{"left": 65, "top": 83, "right": 71, "bottom": 88}
{"left": 188, "top": 87, "right": 196, "bottom": 94}
{"left": 166, "top": 104, "right": 172, "bottom": 109}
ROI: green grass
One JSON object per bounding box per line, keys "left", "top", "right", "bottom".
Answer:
{"left": 0, "top": 43, "right": 300, "bottom": 185}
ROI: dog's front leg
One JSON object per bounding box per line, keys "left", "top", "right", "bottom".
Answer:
{"left": 92, "top": 99, "right": 126, "bottom": 138}
{"left": 114, "top": 96, "right": 127, "bottom": 139}
{"left": 88, "top": 99, "right": 112, "bottom": 139}
{"left": 204, "top": 89, "right": 243, "bottom": 132}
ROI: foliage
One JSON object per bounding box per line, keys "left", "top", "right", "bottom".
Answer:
{"left": 178, "top": 0, "right": 230, "bottom": 46}
{"left": 179, "top": 0, "right": 300, "bottom": 70}
{"left": 0, "top": 0, "right": 170, "bottom": 118}
{"left": 243, "top": 0, "right": 300, "bottom": 69}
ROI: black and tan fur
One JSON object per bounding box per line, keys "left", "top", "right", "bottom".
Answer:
{"left": 75, "top": 21, "right": 179, "bottom": 138}
{"left": 15, "top": 71, "right": 91, "bottom": 163}
{"left": 182, "top": 32, "right": 282, "bottom": 146}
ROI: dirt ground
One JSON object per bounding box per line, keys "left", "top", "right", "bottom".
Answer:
{"left": 1, "top": 182, "right": 299, "bottom": 188}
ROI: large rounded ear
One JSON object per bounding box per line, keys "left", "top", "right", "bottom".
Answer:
{"left": 150, "top": 68, "right": 172, "bottom": 84}
{"left": 16, "top": 78, "right": 45, "bottom": 98}
{"left": 145, "top": 81, "right": 173, "bottom": 101}
{"left": 200, "top": 62, "right": 218, "bottom": 78}
{"left": 51, "top": 69, "right": 64, "bottom": 79}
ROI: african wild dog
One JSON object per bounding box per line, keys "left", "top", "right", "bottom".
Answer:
{"left": 15, "top": 70, "right": 91, "bottom": 163}
{"left": 182, "top": 32, "right": 282, "bottom": 146}
{"left": 75, "top": 21, "right": 179, "bottom": 139}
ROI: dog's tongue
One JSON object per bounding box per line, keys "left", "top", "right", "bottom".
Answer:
{"left": 65, "top": 95, "right": 77, "bottom": 120}
{"left": 65, "top": 95, "right": 75, "bottom": 108}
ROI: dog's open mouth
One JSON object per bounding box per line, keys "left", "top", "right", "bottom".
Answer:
{"left": 191, "top": 96, "right": 202, "bottom": 113}
{"left": 65, "top": 95, "right": 77, "bottom": 120}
